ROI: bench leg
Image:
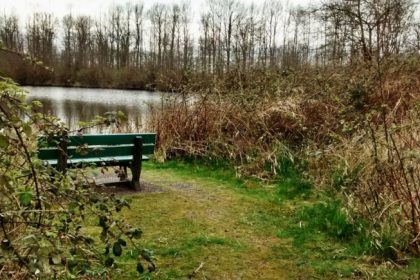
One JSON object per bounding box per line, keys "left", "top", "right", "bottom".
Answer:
{"left": 131, "top": 136, "right": 143, "bottom": 191}
{"left": 131, "top": 161, "right": 141, "bottom": 191}
{"left": 130, "top": 167, "right": 141, "bottom": 191}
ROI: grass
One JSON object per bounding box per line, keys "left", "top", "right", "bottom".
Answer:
{"left": 99, "top": 160, "right": 419, "bottom": 279}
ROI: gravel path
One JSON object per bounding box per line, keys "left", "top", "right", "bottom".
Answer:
{"left": 90, "top": 171, "right": 166, "bottom": 195}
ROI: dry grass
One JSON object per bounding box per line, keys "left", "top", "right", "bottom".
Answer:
{"left": 146, "top": 57, "right": 420, "bottom": 257}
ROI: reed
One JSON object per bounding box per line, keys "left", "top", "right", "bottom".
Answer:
{"left": 147, "top": 57, "right": 420, "bottom": 257}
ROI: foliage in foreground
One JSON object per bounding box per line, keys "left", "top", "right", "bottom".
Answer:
{"left": 0, "top": 79, "right": 154, "bottom": 278}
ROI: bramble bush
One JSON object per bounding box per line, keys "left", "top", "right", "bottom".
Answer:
{"left": 0, "top": 78, "right": 154, "bottom": 278}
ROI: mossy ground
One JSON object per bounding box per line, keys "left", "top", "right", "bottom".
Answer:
{"left": 92, "top": 161, "right": 419, "bottom": 279}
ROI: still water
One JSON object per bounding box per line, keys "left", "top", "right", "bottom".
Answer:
{"left": 25, "top": 86, "right": 163, "bottom": 133}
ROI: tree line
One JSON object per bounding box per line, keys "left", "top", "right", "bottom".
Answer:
{"left": 0, "top": 0, "right": 419, "bottom": 89}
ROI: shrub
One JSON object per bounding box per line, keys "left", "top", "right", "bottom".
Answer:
{"left": 0, "top": 78, "right": 154, "bottom": 278}
{"left": 148, "top": 57, "right": 419, "bottom": 258}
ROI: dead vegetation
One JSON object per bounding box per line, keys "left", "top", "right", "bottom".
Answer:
{"left": 147, "top": 57, "right": 420, "bottom": 257}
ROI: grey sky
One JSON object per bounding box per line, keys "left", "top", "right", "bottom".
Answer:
{"left": 0, "top": 0, "right": 319, "bottom": 46}
{"left": 1, "top": 0, "right": 317, "bottom": 20}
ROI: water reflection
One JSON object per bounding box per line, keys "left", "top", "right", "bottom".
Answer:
{"left": 25, "top": 86, "right": 162, "bottom": 133}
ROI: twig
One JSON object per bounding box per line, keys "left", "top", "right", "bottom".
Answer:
{"left": 188, "top": 261, "right": 206, "bottom": 279}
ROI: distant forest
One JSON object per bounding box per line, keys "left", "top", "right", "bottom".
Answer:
{"left": 0, "top": 0, "right": 419, "bottom": 89}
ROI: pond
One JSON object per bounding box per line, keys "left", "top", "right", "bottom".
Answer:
{"left": 24, "top": 86, "right": 163, "bottom": 133}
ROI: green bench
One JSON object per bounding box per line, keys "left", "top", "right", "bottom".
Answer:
{"left": 37, "top": 133, "right": 156, "bottom": 190}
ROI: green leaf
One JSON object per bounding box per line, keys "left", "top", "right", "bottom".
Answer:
{"left": 141, "top": 249, "right": 153, "bottom": 262}
{"left": 136, "top": 262, "right": 144, "bottom": 274}
{"left": 127, "top": 227, "right": 142, "bottom": 239}
{"left": 0, "top": 135, "right": 9, "bottom": 148}
{"left": 51, "top": 255, "right": 61, "bottom": 265}
{"left": 23, "top": 124, "right": 32, "bottom": 137}
{"left": 112, "top": 242, "right": 122, "bottom": 257}
{"left": 19, "top": 192, "right": 33, "bottom": 206}
{"left": 117, "top": 238, "right": 127, "bottom": 247}
{"left": 104, "top": 258, "right": 114, "bottom": 267}
{"left": 117, "top": 110, "right": 126, "bottom": 120}
{"left": 31, "top": 100, "right": 43, "bottom": 108}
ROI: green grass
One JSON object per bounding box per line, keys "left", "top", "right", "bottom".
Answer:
{"left": 96, "top": 160, "right": 419, "bottom": 279}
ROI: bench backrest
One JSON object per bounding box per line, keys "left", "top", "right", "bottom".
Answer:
{"left": 37, "top": 133, "right": 156, "bottom": 161}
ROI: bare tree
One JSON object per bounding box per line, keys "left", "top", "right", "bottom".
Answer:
{"left": 133, "top": 3, "right": 144, "bottom": 68}
{"left": 74, "top": 16, "right": 92, "bottom": 70}
{"left": 62, "top": 14, "right": 74, "bottom": 71}
{"left": 26, "top": 13, "right": 56, "bottom": 66}
{"left": 2, "top": 0, "right": 417, "bottom": 86}
{"left": 319, "top": 0, "right": 415, "bottom": 62}
{"left": 0, "top": 14, "right": 23, "bottom": 52}
{"left": 148, "top": 3, "right": 166, "bottom": 69}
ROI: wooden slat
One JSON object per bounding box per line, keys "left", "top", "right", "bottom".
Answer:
{"left": 38, "top": 133, "right": 156, "bottom": 148}
{"left": 38, "top": 143, "right": 155, "bottom": 160}
{"left": 69, "top": 133, "right": 156, "bottom": 146}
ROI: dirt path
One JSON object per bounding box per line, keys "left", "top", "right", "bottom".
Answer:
{"left": 112, "top": 169, "right": 300, "bottom": 279}
{"left": 89, "top": 165, "right": 419, "bottom": 279}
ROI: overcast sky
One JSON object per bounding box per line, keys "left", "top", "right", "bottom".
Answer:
{"left": 0, "top": 0, "right": 317, "bottom": 21}
{"left": 0, "top": 0, "right": 320, "bottom": 45}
